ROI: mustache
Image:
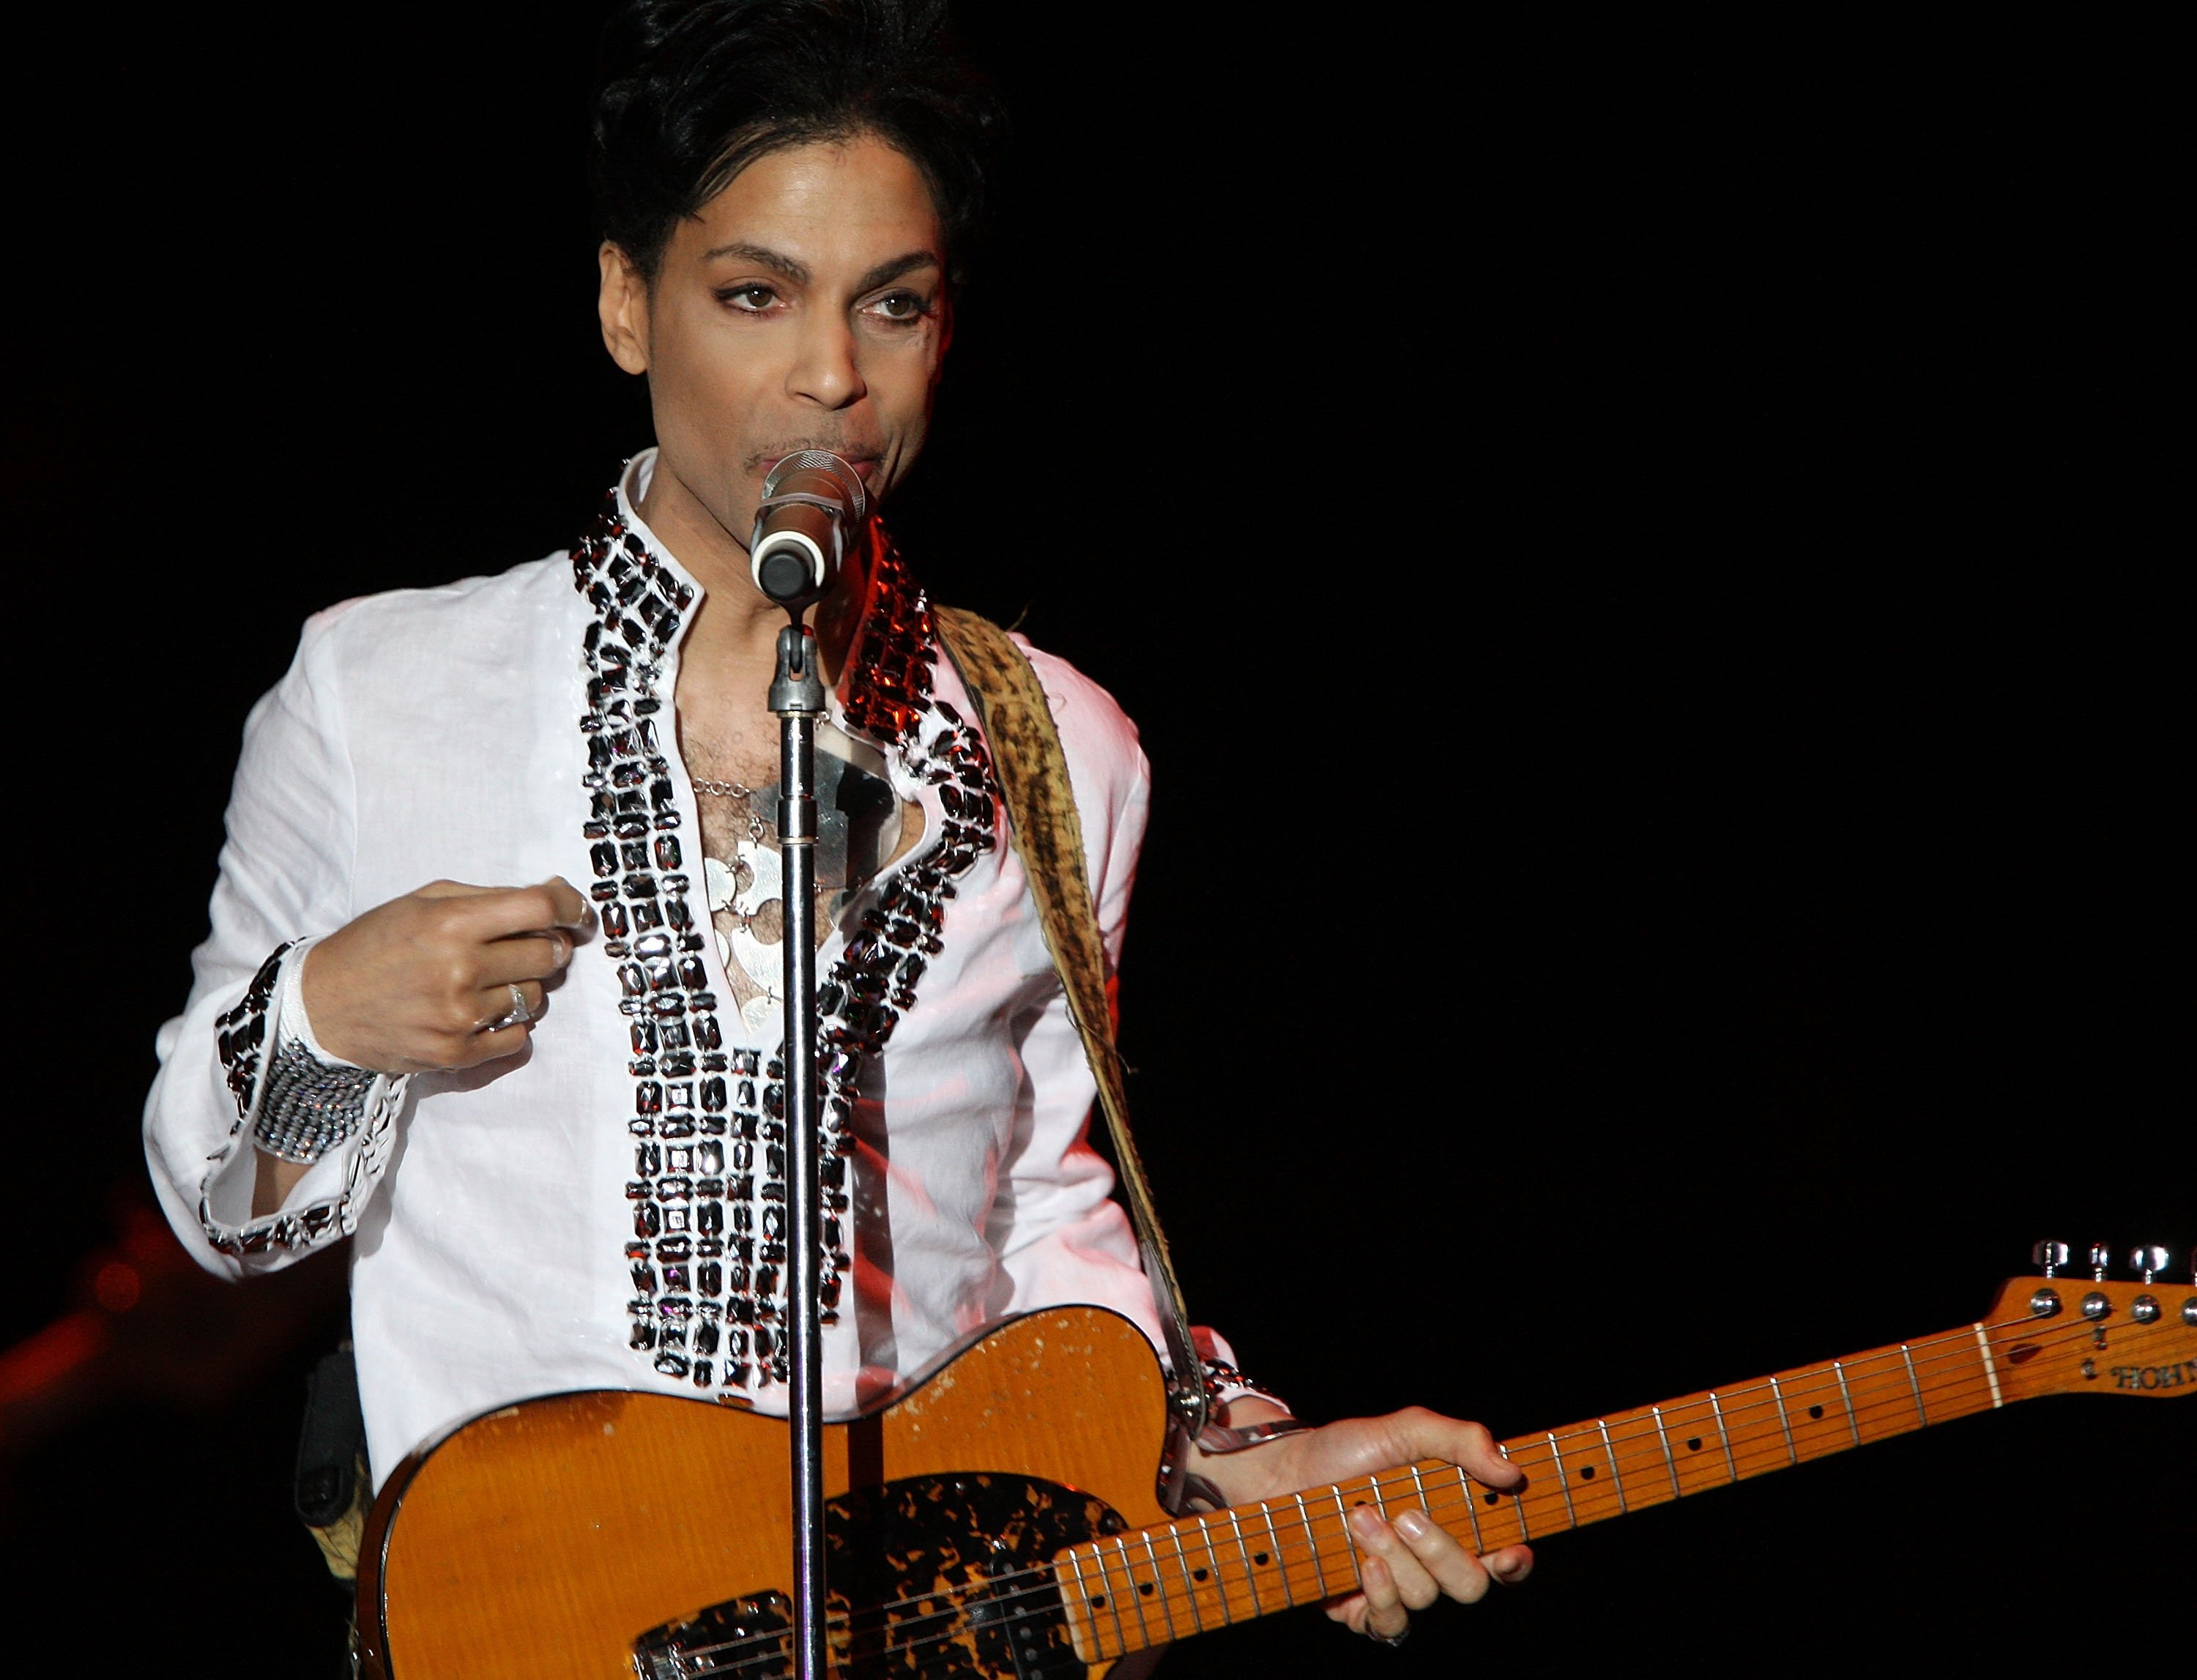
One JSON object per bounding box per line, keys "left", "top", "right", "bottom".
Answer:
{"left": 740, "top": 440, "right": 883, "bottom": 473}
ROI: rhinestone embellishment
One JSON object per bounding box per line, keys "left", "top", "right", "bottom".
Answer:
{"left": 573, "top": 491, "right": 999, "bottom": 1394}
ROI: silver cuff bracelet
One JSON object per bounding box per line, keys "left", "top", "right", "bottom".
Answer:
{"left": 251, "top": 1036, "right": 375, "bottom": 1165}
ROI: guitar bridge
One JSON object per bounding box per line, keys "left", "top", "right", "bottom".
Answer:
{"left": 633, "top": 1591, "right": 791, "bottom": 1679}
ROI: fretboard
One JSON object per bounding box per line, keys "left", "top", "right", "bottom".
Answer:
{"left": 1060, "top": 1315, "right": 2020, "bottom": 1662}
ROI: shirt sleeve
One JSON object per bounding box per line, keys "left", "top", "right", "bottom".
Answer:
{"left": 142, "top": 609, "right": 406, "bottom": 1277}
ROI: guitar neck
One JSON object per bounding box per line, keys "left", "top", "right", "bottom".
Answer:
{"left": 1060, "top": 1313, "right": 2018, "bottom": 1662}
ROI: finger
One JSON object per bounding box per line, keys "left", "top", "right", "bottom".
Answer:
{"left": 442, "top": 882, "right": 591, "bottom": 942}
{"left": 412, "top": 879, "right": 497, "bottom": 900}
{"left": 1376, "top": 1407, "right": 1525, "bottom": 1493}
{"left": 1391, "top": 1506, "right": 1497, "bottom": 1605}
{"left": 458, "top": 1018, "right": 534, "bottom": 1066}
{"left": 1485, "top": 1545, "right": 1534, "bottom": 1585}
{"left": 473, "top": 979, "right": 545, "bottom": 1031}
{"left": 538, "top": 875, "right": 590, "bottom": 929}
{"left": 477, "top": 932, "right": 575, "bottom": 985}
{"left": 1343, "top": 1546, "right": 1406, "bottom": 1640}
{"left": 1349, "top": 1504, "right": 1443, "bottom": 1613}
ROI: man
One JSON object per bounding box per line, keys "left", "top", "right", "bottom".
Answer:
{"left": 143, "top": 0, "right": 1528, "bottom": 1653}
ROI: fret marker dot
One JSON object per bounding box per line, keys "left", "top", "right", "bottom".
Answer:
{"left": 1686, "top": 1438, "right": 1703, "bottom": 1452}
{"left": 1138, "top": 1583, "right": 1153, "bottom": 1597}
{"left": 1808, "top": 1405, "right": 1824, "bottom": 1420}
{"left": 1254, "top": 1552, "right": 1269, "bottom": 1566}
{"left": 1193, "top": 1569, "right": 1208, "bottom": 1582}
{"left": 1579, "top": 1464, "right": 1595, "bottom": 1479}
{"left": 1484, "top": 1491, "right": 1500, "bottom": 1505}
{"left": 1089, "top": 1597, "right": 1105, "bottom": 1608}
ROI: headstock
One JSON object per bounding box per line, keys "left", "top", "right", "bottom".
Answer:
{"left": 1983, "top": 1244, "right": 2196, "bottom": 1402}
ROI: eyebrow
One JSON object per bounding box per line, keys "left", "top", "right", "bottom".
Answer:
{"left": 702, "top": 241, "right": 941, "bottom": 294}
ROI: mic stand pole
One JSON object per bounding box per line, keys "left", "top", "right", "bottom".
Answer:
{"left": 770, "top": 617, "right": 829, "bottom": 1680}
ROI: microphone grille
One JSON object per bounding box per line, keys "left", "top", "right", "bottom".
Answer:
{"left": 766, "top": 450, "right": 869, "bottom": 521}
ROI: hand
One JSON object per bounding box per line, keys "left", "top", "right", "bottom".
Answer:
{"left": 301, "top": 878, "right": 591, "bottom": 1074}
{"left": 1187, "top": 1404, "right": 1533, "bottom": 1646}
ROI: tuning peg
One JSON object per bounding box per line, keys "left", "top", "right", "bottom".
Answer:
{"left": 2086, "top": 1242, "right": 2113, "bottom": 1281}
{"left": 2128, "top": 1244, "right": 2171, "bottom": 1285}
{"left": 2031, "top": 1241, "right": 2070, "bottom": 1278}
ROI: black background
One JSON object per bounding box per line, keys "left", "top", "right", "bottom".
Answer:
{"left": 1, "top": 4, "right": 2185, "bottom": 1673}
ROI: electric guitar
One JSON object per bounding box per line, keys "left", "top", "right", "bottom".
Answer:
{"left": 358, "top": 1265, "right": 2193, "bottom": 1678}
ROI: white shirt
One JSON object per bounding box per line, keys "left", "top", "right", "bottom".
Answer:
{"left": 142, "top": 456, "right": 1185, "bottom": 1486}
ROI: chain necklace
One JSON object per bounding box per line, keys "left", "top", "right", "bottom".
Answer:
{"left": 691, "top": 776, "right": 755, "bottom": 798}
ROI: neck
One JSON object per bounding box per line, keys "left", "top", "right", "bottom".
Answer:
{"left": 636, "top": 455, "right": 872, "bottom": 691}
{"left": 1059, "top": 1314, "right": 2029, "bottom": 1665}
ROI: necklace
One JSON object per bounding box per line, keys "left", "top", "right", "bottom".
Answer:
{"left": 691, "top": 776, "right": 755, "bottom": 798}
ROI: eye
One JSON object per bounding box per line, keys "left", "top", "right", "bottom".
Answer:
{"left": 867, "top": 290, "right": 931, "bottom": 323}
{"left": 720, "top": 283, "right": 778, "bottom": 313}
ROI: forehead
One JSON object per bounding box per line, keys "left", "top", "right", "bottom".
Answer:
{"left": 683, "top": 135, "right": 943, "bottom": 266}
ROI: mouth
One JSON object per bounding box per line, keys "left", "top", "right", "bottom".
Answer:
{"left": 760, "top": 450, "right": 882, "bottom": 484}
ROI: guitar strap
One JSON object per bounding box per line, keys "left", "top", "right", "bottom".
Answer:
{"left": 931, "top": 606, "right": 1211, "bottom": 1454}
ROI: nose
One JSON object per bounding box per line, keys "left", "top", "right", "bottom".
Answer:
{"left": 787, "top": 312, "right": 866, "bottom": 410}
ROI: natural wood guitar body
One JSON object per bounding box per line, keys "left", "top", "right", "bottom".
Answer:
{"left": 359, "top": 1307, "right": 1170, "bottom": 1679}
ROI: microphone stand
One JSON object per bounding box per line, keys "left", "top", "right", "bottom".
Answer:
{"left": 768, "top": 614, "right": 829, "bottom": 1680}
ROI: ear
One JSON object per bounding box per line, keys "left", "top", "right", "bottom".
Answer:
{"left": 598, "top": 242, "right": 652, "bottom": 375}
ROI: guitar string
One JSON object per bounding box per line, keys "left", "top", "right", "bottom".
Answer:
{"left": 1057, "top": 1307, "right": 2130, "bottom": 1658}
{"left": 675, "top": 1322, "right": 2086, "bottom": 1676}
{"left": 677, "top": 1361, "right": 2036, "bottom": 1680}
{"left": 663, "top": 1310, "right": 2109, "bottom": 1670}
{"left": 668, "top": 1309, "right": 2109, "bottom": 1669}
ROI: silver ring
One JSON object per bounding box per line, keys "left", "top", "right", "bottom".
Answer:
{"left": 492, "top": 982, "right": 532, "bottom": 1030}
{"left": 1368, "top": 1624, "right": 1410, "bottom": 1649}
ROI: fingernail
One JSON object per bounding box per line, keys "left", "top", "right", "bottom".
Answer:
{"left": 1349, "top": 1504, "right": 1383, "bottom": 1540}
{"left": 1394, "top": 1510, "right": 1428, "bottom": 1540}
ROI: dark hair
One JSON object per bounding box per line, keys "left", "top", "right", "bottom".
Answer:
{"left": 590, "top": 0, "right": 1004, "bottom": 284}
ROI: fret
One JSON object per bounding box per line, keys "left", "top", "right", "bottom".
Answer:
{"left": 1706, "top": 1391, "right": 1739, "bottom": 1482}
{"left": 1405, "top": 1462, "right": 1432, "bottom": 1547}
{"left": 1453, "top": 1464, "right": 1485, "bottom": 1552}
{"left": 1293, "top": 1491, "right": 1332, "bottom": 1597}
{"left": 1650, "top": 1404, "right": 1681, "bottom": 1498}
{"left": 1833, "top": 1359, "right": 1860, "bottom": 1446}
{"left": 1972, "top": 1324, "right": 2004, "bottom": 1408}
{"left": 1209, "top": 1509, "right": 1257, "bottom": 1626}
{"left": 1138, "top": 1530, "right": 1181, "bottom": 1641}
{"left": 1164, "top": 1521, "right": 1208, "bottom": 1634}
{"left": 1498, "top": 1444, "right": 1532, "bottom": 1539}
{"left": 1213, "top": 1511, "right": 1265, "bottom": 1625}
{"left": 1900, "top": 1343, "right": 1928, "bottom": 1426}
{"left": 1224, "top": 1505, "right": 1265, "bottom": 1617}
{"left": 1254, "top": 1499, "right": 1293, "bottom": 1609}
{"left": 1595, "top": 1419, "right": 1628, "bottom": 1512}
{"left": 1063, "top": 1546, "right": 1106, "bottom": 1661}
{"left": 1112, "top": 1534, "right": 1155, "bottom": 1650}
{"left": 1543, "top": 1434, "right": 1578, "bottom": 1528}
{"left": 1767, "top": 1374, "right": 1798, "bottom": 1467}
{"left": 1331, "top": 1485, "right": 1361, "bottom": 1572}
{"left": 1083, "top": 1542, "right": 1131, "bottom": 1658}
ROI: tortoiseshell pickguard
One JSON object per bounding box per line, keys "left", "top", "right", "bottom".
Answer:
{"left": 632, "top": 1472, "right": 1120, "bottom": 1679}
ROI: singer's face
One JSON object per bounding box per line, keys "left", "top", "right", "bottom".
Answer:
{"left": 598, "top": 134, "right": 950, "bottom": 586}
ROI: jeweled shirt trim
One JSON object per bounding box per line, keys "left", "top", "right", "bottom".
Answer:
{"left": 571, "top": 494, "right": 1000, "bottom": 1396}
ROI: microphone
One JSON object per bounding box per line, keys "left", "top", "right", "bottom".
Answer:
{"left": 749, "top": 451, "right": 869, "bottom": 607}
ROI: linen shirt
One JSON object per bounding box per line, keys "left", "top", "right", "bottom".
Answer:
{"left": 142, "top": 456, "right": 1179, "bottom": 1487}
